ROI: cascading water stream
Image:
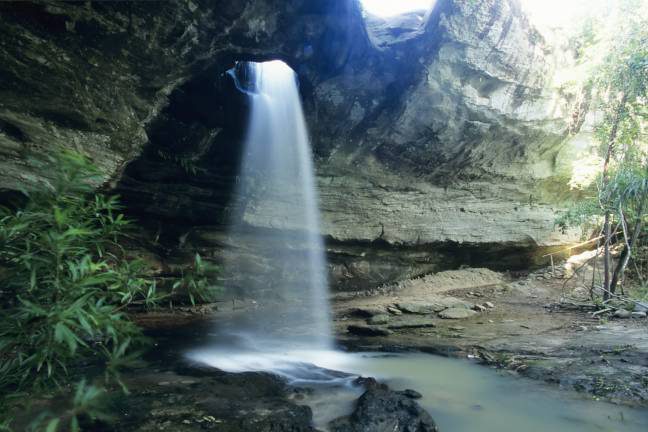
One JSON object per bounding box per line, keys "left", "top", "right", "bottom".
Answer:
{"left": 188, "top": 60, "right": 336, "bottom": 375}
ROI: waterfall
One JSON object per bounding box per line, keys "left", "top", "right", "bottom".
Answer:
{"left": 192, "top": 60, "right": 332, "bottom": 360}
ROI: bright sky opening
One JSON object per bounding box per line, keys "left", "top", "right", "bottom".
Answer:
{"left": 359, "top": 0, "right": 436, "bottom": 17}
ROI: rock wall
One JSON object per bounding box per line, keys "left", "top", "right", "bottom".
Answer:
{"left": 0, "top": 0, "right": 362, "bottom": 190}
{"left": 305, "top": 0, "right": 579, "bottom": 247}
{"left": 0, "top": 0, "right": 588, "bottom": 290}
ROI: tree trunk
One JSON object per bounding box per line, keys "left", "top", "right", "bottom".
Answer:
{"left": 610, "top": 199, "right": 645, "bottom": 292}
{"left": 603, "top": 213, "right": 612, "bottom": 299}
{"left": 600, "top": 94, "right": 626, "bottom": 300}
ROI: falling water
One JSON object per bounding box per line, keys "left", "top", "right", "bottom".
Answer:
{"left": 192, "top": 60, "right": 332, "bottom": 359}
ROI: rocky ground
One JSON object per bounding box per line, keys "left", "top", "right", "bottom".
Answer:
{"left": 99, "top": 252, "right": 648, "bottom": 432}
{"left": 11, "top": 325, "right": 436, "bottom": 432}
{"left": 333, "top": 260, "right": 648, "bottom": 406}
{"left": 109, "top": 371, "right": 436, "bottom": 432}
{"left": 111, "top": 342, "right": 438, "bottom": 432}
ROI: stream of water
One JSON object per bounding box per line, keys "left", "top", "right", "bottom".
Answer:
{"left": 188, "top": 342, "right": 648, "bottom": 432}
{"left": 224, "top": 59, "right": 331, "bottom": 349}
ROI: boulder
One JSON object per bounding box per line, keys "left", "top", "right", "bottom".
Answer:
{"left": 386, "top": 306, "right": 403, "bottom": 316}
{"left": 396, "top": 302, "right": 444, "bottom": 314}
{"left": 350, "top": 307, "right": 387, "bottom": 318}
{"left": 367, "top": 314, "right": 391, "bottom": 325}
{"left": 634, "top": 302, "right": 648, "bottom": 313}
{"left": 614, "top": 309, "right": 632, "bottom": 319}
{"left": 329, "top": 388, "right": 438, "bottom": 432}
{"left": 437, "top": 298, "right": 474, "bottom": 310}
{"left": 347, "top": 325, "right": 392, "bottom": 337}
{"left": 387, "top": 317, "right": 437, "bottom": 329}
{"left": 121, "top": 369, "right": 316, "bottom": 432}
{"left": 439, "top": 308, "right": 478, "bottom": 320}
{"left": 399, "top": 389, "right": 423, "bottom": 399}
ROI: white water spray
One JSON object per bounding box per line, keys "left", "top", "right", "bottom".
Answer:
{"left": 190, "top": 60, "right": 332, "bottom": 367}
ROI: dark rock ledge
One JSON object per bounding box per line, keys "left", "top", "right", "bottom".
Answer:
{"left": 330, "top": 377, "right": 438, "bottom": 432}
{"left": 109, "top": 360, "right": 437, "bottom": 432}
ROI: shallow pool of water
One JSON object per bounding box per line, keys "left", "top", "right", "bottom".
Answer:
{"left": 334, "top": 352, "right": 647, "bottom": 432}
{"left": 188, "top": 346, "right": 648, "bottom": 432}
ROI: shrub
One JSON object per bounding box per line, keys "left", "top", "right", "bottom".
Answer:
{"left": 0, "top": 151, "right": 158, "bottom": 419}
{"left": 172, "top": 253, "right": 222, "bottom": 306}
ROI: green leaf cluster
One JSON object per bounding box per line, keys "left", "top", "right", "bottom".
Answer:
{"left": 26, "top": 380, "right": 111, "bottom": 432}
{"left": 558, "top": 19, "right": 648, "bottom": 229}
{"left": 172, "top": 253, "right": 223, "bottom": 306}
{"left": 0, "top": 151, "right": 161, "bottom": 427}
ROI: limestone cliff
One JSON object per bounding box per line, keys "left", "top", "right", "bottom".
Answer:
{"left": 0, "top": 0, "right": 588, "bottom": 289}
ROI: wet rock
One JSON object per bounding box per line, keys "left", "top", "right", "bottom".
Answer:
{"left": 350, "top": 307, "right": 387, "bottom": 318}
{"left": 396, "top": 302, "right": 442, "bottom": 314}
{"left": 387, "top": 306, "right": 403, "bottom": 316}
{"left": 613, "top": 309, "right": 632, "bottom": 319}
{"left": 473, "top": 304, "right": 487, "bottom": 312}
{"left": 122, "top": 370, "right": 316, "bottom": 432}
{"left": 347, "top": 324, "right": 393, "bottom": 337}
{"left": 354, "top": 376, "right": 387, "bottom": 390}
{"left": 387, "top": 317, "right": 437, "bottom": 329}
{"left": 368, "top": 314, "right": 391, "bottom": 325}
{"left": 435, "top": 297, "right": 474, "bottom": 310}
{"left": 439, "top": 308, "right": 477, "bottom": 320}
{"left": 631, "top": 311, "right": 647, "bottom": 319}
{"left": 395, "top": 298, "right": 474, "bottom": 314}
{"left": 484, "top": 302, "right": 495, "bottom": 308}
{"left": 329, "top": 388, "right": 437, "bottom": 432}
{"left": 634, "top": 302, "right": 648, "bottom": 313}
{"left": 399, "top": 389, "right": 423, "bottom": 399}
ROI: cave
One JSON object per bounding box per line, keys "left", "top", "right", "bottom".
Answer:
{"left": 115, "top": 53, "right": 551, "bottom": 294}
{"left": 1, "top": 0, "right": 648, "bottom": 431}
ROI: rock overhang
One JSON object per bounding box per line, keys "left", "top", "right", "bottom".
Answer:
{"left": 0, "top": 0, "right": 588, "bottom": 258}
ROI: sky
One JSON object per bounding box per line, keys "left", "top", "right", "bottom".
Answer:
{"left": 358, "top": 0, "right": 614, "bottom": 30}
{"left": 359, "top": 0, "right": 436, "bottom": 17}
{"left": 519, "top": 0, "right": 600, "bottom": 30}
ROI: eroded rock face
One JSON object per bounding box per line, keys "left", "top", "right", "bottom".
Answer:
{"left": 0, "top": 0, "right": 363, "bottom": 190}
{"left": 0, "top": 1, "right": 587, "bottom": 290}
{"left": 296, "top": 0, "right": 580, "bottom": 248}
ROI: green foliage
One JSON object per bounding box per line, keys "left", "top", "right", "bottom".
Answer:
{"left": 557, "top": 167, "right": 648, "bottom": 239}
{"left": 557, "top": 15, "right": 647, "bottom": 298}
{"left": 604, "top": 167, "right": 648, "bottom": 213}
{"left": 569, "top": 17, "right": 600, "bottom": 62}
{"left": 0, "top": 151, "right": 161, "bottom": 427}
{"left": 27, "top": 380, "right": 111, "bottom": 432}
{"left": 592, "top": 20, "right": 647, "bottom": 159}
{"left": 556, "top": 198, "right": 600, "bottom": 236}
{"left": 558, "top": 17, "right": 648, "bottom": 227}
{"left": 172, "top": 253, "right": 222, "bottom": 306}
{"left": 634, "top": 283, "right": 648, "bottom": 301}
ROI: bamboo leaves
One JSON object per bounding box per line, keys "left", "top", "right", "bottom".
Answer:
{"left": 0, "top": 151, "right": 160, "bottom": 428}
